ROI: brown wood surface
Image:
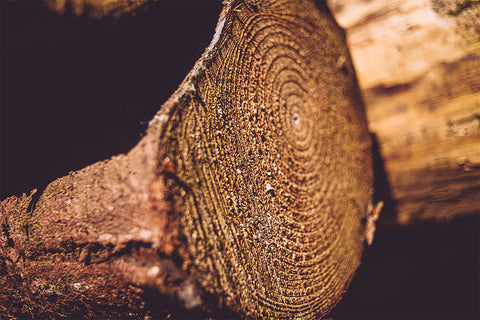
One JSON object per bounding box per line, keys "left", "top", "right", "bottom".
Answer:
{"left": 0, "top": 1, "right": 373, "bottom": 318}
{"left": 328, "top": 0, "right": 480, "bottom": 225}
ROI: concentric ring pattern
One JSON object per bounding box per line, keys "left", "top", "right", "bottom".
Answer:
{"left": 159, "top": 1, "right": 372, "bottom": 318}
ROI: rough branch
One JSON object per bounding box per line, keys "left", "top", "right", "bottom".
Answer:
{"left": 1, "top": 1, "right": 373, "bottom": 318}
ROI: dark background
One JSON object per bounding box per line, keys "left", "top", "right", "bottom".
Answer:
{"left": 1, "top": 0, "right": 221, "bottom": 199}
{"left": 1, "top": 1, "right": 478, "bottom": 319}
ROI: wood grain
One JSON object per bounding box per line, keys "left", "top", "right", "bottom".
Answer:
{"left": 157, "top": 0, "right": 372, "bottom": 318}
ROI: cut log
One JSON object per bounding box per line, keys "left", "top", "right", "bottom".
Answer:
{"left": 1, "top": 0, "right": 373, "bottom": 318}
{"left": 328, "top": 0, "right": 480, "bottom": 225}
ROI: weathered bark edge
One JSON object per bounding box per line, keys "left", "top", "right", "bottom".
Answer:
{"left": 0, "top": 4, "right": 231, "bottom": 318}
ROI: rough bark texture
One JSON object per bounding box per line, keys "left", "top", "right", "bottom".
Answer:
{"left": 43, "top": 0, "right": 154, "bottom": 19}
{"left": 1, "top": 0, "right": 372, "bottom": 318}
{"left": 328, "top": 0, "right": 480, "bottom": 225}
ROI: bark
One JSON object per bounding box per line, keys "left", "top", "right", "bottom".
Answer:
{"left": 1, "top": 0, "right": 373, "bottom": 319}
{"left": 328, "top": 0, "right": 480, "bottom": 225}
{"left": 43, "top": 0, "right": 154, "bottom": 19}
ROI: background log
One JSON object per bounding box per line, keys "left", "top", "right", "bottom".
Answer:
{"left": 43, "top": 0, "right": 153, "bottom": 19}
{"left": 328, "top": 0, "right": 480, "bottom": 225}
{"left": 327, "top": 2, "right": 479, "bottom": 318}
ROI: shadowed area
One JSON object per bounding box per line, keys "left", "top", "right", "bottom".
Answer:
{"left": 331, "top": 214, "right": 480, "bottom": 319}
{"left": 1, "top": 1, "right": 221, "bottom": 199}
